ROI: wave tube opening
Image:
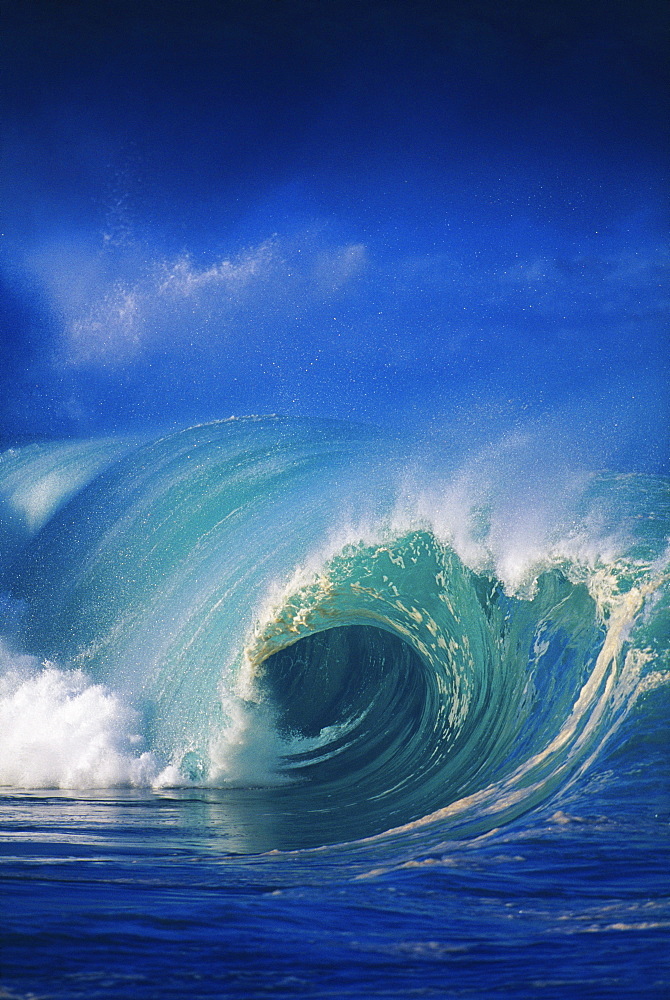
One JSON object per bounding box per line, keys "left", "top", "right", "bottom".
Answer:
{"left": 261, "top": 624, "right": 433, "bottom": 773}
{"left": 253, "top": 623, "right": 447, "bottom": 843}
{"left": 250, "top": 562, "right": 538, "bottom": 848}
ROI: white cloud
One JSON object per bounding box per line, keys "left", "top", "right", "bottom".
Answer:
{"left": 34, "top": 234, "right": 369, "bottom": 367}
{"left": 157, "top": 241, "right": 277, "bottom": 298}
{"left": 67, "top": 284, "right": 143, "bottom": 364}
{"left": 311, "top": 243, "right": 367, "bottom": 294}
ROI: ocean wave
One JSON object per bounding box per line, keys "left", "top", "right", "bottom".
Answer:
{"left": 0, "top": 418, "right": 667, "bottom": 849}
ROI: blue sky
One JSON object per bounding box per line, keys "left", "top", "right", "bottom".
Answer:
{"left": 1, "top": 0, "right": 667, "bottom": 469}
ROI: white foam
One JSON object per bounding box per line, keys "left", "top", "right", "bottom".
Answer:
{"left": 0, "top": 638, "right": 318, "bottom": 791}
{"left": 207, "top": 696, "right": 294, "bottom": 787}
{"left": 0, "top": 641, "right": 161, "bottom": 788}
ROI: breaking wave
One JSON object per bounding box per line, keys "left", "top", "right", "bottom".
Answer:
{"left": 0, "top": 418, "right": 667, "bottom": 848}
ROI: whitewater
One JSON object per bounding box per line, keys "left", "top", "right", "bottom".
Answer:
{"left": 1, "top": 416, "right": 668, "bottom": 997}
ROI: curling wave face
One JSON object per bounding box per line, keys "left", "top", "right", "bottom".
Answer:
{"left": 0, "top": 418, "right": 667, "bottom": 850}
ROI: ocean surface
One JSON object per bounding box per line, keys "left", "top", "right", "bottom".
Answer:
{"left": 1, "top": 416, "right": 668, "bottom": 998}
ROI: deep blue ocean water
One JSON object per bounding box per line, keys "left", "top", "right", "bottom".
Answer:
{"left": 0, "top": 418, "right": 668, "bottom": 998}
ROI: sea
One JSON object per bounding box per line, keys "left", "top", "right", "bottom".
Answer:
{"left": 0, "top": 416, "right": 668, "bottom": 999}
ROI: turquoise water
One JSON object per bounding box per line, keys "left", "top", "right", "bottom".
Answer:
{"left": 1, "top": 417, "right": 668, "bottom": 997}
